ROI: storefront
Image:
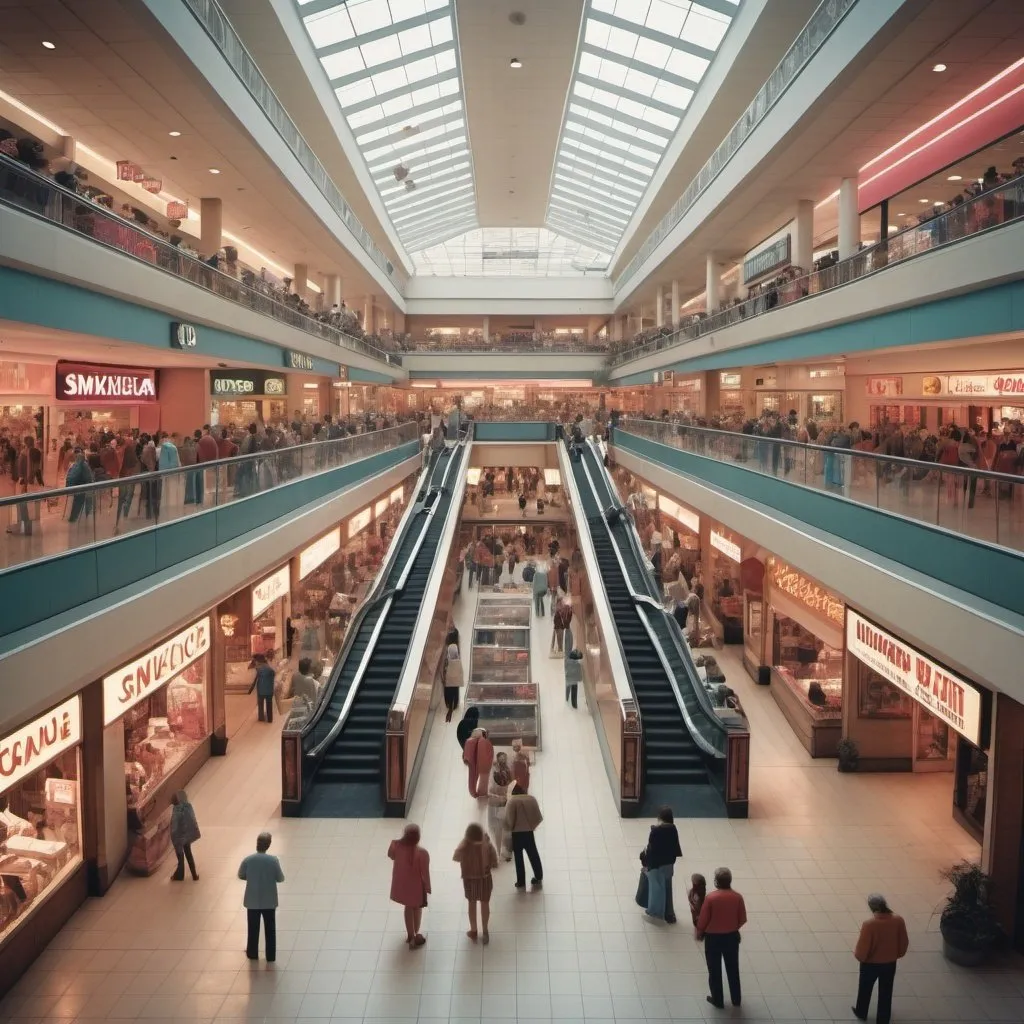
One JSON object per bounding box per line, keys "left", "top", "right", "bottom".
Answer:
{"left": 843, "top": 611, "right": 990, "bottom": 834}
{"left": 102, "top": 618, "right": 213, "bottom": 874}
{"left": 209, "top": 368, "right": 288, "bottom": 428}
{"left": 759, "top": 558, "right": 846, "bottom": 757}
{"left": 656, "top": 494, "right": 702, "bottom": 584}
{"left": 51, "top": 360, "right": 160, "bottom": 447}
{"left": 218, "top": 566, "right": 292, "bottom": 694}
{"left": 705, "top": 525, "right": 745, "bottom": 644}
{"left": 0, "top": 696, "right": 84, "bottom": 953}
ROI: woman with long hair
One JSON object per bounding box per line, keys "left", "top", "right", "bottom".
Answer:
{"left": 388, "top": 824, "right": 431, "bottom": 947}
{"left": 453, "top": 822, "right": 498, "bottom": 944}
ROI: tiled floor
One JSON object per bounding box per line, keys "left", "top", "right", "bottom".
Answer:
{"left": 3, "top": 566, "right": 1022, "bottom": 1024}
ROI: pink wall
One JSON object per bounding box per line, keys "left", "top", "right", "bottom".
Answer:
{"left": 158, "top": 368, "right": 209, "bottom": 437}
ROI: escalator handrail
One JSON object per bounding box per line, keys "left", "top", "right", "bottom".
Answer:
{"left": 306, "top": 436, "right": 468, "bottom": 760}
{"left": 297, "top": 446, "right": 437, "bottom": 743}
{"left": 576, "top": 441, "right": 725, "bottom": 759}
{"left": 583, "top": 438, "right": 729, "bottom": 745}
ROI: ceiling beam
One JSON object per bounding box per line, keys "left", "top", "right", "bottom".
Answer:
{"left": 551, "top": 177, "right": 636, "bottom": 218}
{"left": 387, "top": 180, "right": 473, "bottom": 214}
{"left": 343, "top": 70, "right": 458, "bottom": 115}
{"left": 574, "top": 73, "right": 681, "bottom": 118}
{"left": 586, "top": 8, "right": 717, "bottom": 62}
{"left": 580, "top": 44, "right": 700, "bottom": 93}
{"left": 404, "top": 216, "right": 478, "bottom": 252}
{"left": 312, "top": 9, "right": 448, "bottom": 59}
{"left": 548, "top": 198, "right": 626, "bottom": 236}
{"left": 563, "top": 120, "right": 663, "bottom": 163}
{"left": 566, "top": 95, "right": 675, "bottom": 139}
{"left": 550, "top": 192, "right": 629, "bottom": 231}
{"left": 367, "top": 123, "right": 468, "bottom": 170}
{"left": 376, "top": 154, "right": 471, "bottom": 189}
{"left": 555, "top": 149, "right": 650, "bottom": 189}
{"left": 392, "top": 192, "right": 477, "bottom": 228}
{"left": 352, "top": 93, "right": 461, "bottom": 137}
{"left": 554, "top": 155, "right": 645, "bottom": 200}
{"left": 397, "top": 199, "right": 477, "bottom": 238}
{"left": 329, "top": 42, "right": 453, "bottom": 90}
{"left": 355, "top": 102, "right": 463, "bottom": 147}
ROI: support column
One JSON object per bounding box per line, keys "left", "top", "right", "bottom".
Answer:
{"left": 671, "top": 280, "right": 680, "bottom": 328}
{"left": 838, "top": 177, "right": 860, "bottom": 260}
{"left": 364, "top": 294, "right": 376, "bottom": 334}
{"left": 880, "top": 199, "right": 890, "bottom": 242}
{"left": 199, "top": 197, "right": 222, "bottom": 258}
{"left": 483, "top": 316, "right": 490, "bottom": 342}
{"left": 793, "top": 199, "right": 814, "bottom": 271}
{"left": 611, "top": 317, "right": 622, "bottom": 343}
{"left": 655, "top": 286, "right": 665, "bottom": 328}
{"left": 705, "top": 254, "right": 720, "bottom": 313}
{"left": 293, "top": 263, "right": 308, "bottom": 301}
{"left": 324, "top": 274, "right": 341, "bottom": 308}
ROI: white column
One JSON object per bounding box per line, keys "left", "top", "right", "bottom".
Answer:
{"left": 364, "top": 294, "right": 376, "bottom": 334}
{"left": 199, "top": 197, "right": 222, "bottom": 258}
{"left": 293, "top": 263, "right": 308, "bottom": 300}
{"left": 671, "top": 280, "right": 680, "bottom": 327}
{"left": 793, "top": 199, "right": 814, "bottom": 271}
{"left": 838, "top": 177, "right": 860, "bottom": 260}
{"left": 655, "top": 286, "right": 665, "bottom": 328}
{"left": 611, "top": 317, "right": 622, "bottom": 342}
{"left": 705, "top": 253, "right": 720, "bottom": 313}
{"left": 483, "top": 316, "right": 490, "bottom": 342}
{"left": 324, "top": 274, "right": 341, "bottom": 307}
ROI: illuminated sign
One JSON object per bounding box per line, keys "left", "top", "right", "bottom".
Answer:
{"left": 719, "top": 372, "right": 742, "bottom": 389}
{"left": 171, "top": 322, "right": 198, "bottom": 349}
{"left": 0, "top": 696, "right": 81, "bottom": 793}
{"left": 659, "top": 496, "right": 699, "bottom": 534}
{"left": 375, "top": 498, "right": 389, "bottom": 517}
{"left": 769, "top": 559, "right": 844, "bottom": 626}
{"left": 252, "top": 567, "right": 290, "bottom": 618}
{"left": 286, "top": 350, "right": 315, "bottom": 371}
{"left": 390, "top": 487, "right": 404, "bottom": 505}
{"left": 211, "top": 370, "right": 287, "bottom": 397}
{"left": 103, "top": 619, "right": 210, "bottom": 726}
{"left": 56, "top": 361, "right": 157, "bottom": 403}
{"left": 348, "top": 507, "right": 372, "bottom": 538}
{"left": 710, "top": 530, "right": 741, "bottom": 563}
{"left": 846, "top": 611, "right": 983, "bottom": 744}
{"left": 743, "top": 234, "right": 791, "bottom": 284}
{"left": 940, "top": 373, "right": 1024, "bottom": 399}
{"left": 297, "top": 527, "right": 341, "bottom": 580}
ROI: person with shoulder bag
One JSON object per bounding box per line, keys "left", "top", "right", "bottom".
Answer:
{"left": 170, "top": 790, "right": 201, "bottom": 881}
{"left": 640, "top": 805, "right": 682, "bottom": 923}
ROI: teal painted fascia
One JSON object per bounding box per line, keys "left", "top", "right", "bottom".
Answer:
{"left": 611, "top": 279, "right": 1024, "bottom": 381}
{"left": 349, "top": 366, "right": 397, "bottom": 383}
{"left": 473, "top": 422, "right": 555, "bottom": 441}
{"left": 613, "top": 429, "right": 1023, "bottom": 618}
{"left": 0, "top": 439, "right": 419, "bottom": 638}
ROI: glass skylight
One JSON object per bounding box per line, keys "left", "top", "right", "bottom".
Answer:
{"left": 410, "top": 228, "right": 610, "bottom": 276}
{"left": 296, "top": 0, "right": 477, "bottom": 252}
{"left": 547, "top": 0, "right": 740, "bottom": 253}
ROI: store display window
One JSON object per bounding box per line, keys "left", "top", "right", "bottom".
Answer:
{"left": 858, "top": 669, "right": 913, "bottom": 719}
{"left": 772, "top": 615, "right": 843, "bottom": 719}
{"left": 0, "top": 697, "right": 83, "bottom": 944}
{"left": 708, "top": 530, "right": 743, "bottom": 643}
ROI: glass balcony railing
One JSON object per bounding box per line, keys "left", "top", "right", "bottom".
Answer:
{"left": 610, "top": 174, "right": 1024, "bottom": 366}
{"left": 614, "top": 0, "right": 859, "bottom": 291}
{"left": 181, "top": 0, "right": 406, "bottom": 291}
{"left": 619, "top": 419, "right": 1024, "bottom": 555}
{"left": 0, "top": 155, "right": 401, "bottom": 367}
{"left": 0, "top": 424, "right": 419, "bottom": 572}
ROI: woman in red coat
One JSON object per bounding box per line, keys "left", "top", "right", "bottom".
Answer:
{"left": 388, "top": 824, "right": 431, "bottom": 946}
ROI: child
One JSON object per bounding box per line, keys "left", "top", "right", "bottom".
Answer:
{"left": 453, "top": 822, "right": 498, "bottom": 944}
{"left": 688, "top": 873, "right": 707, "bottom": 934}
{"left": 388, "top": 824, "right": 431, "bottom": 947}
{"left": 511, "top": 739, "right": 531, "bottom": 793}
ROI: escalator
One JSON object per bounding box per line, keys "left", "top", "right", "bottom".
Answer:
{"left": 564, "top": 437, "right": 738, "bottom": 816}
{"left": 293, "top": 432, "right": 470, "bottom": 816}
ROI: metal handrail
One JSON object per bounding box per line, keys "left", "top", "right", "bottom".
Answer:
{"left": 615, "top": 0, "right": 859, "bottom": 290}
{"left": 576, "top": 439, "right": 726, "bottom": 757}
{"left": 180, "top": 0, "right": 406, "bottom": 289}
{"left": 611, "top": 173, "right": 1024, "bottom": 366}
{"left": 0, "top": 423, "right": 418, "bottom": 510}
{"left": 0, "top": 153, "right": 400, "bottom": 366}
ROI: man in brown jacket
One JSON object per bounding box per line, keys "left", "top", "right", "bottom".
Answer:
{"left": 852, "top": 893, "right": 909, "bottom": 1024}
{"left": 503, "top": 783, "right": 543, "bottom": 890}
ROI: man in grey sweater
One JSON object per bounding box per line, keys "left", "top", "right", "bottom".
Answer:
{"left": 238, "top": 832, "right": 285, "bottom": 961}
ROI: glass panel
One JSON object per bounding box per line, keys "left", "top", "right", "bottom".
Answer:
{"left": 915, "top": 708, "right": 952, "bottom": 763}
{"left": 771, "top": 615, "right": 842, "bottom": 721}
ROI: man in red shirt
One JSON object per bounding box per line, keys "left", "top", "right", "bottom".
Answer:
{"left": 696, "top": 866, "right": 747, "bottom": 1008}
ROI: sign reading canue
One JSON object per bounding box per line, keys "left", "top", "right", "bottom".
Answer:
{"left": 0, "top": 696, "right": 81, "bottom": 792}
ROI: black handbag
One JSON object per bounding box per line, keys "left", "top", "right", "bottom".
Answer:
{"left": 635, "top": 869, "right": 649, "bottom": 908}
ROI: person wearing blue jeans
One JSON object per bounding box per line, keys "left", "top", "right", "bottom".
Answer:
{"left": 643, "top": 806, "right": 682, "bottom": 923}
{"left": 65, "top": 448, "right": 94, "bottom": 523}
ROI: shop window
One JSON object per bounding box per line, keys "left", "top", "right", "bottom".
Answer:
{"left": 123, "top": 661, "right": 209, "bottom": 810}
{"left": 858, "top": 669, "right": 913, "bottom": 719}
{"left": 915, "top": 709, "right": 952, "bottom": 764}
{"left": 954, "top": 743, "right": 988, "bottom": 838}
{"left": 811, "top": 393, "right": 842, "bottom": 421}
{"left": 772, "top": 615, "right": 842, "bottom": 719}
{"left": 0, "top": 749, "right": 82, "bottom": 942}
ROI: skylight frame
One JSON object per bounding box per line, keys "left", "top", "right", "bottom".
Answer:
{"left": 546, "top": 0, "right": 740, "bottom": 252}
{"left": 296, "top": 0, "right": 478, "bottom": 252}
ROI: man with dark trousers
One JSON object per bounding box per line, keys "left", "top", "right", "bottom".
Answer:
{"left": 696, "top": 866, "right": 747, "bottom": 1008}
{"left": 237, "top": 831, "right": 285, "bottom": 962}
{"left": 852, "top": 893, "right": 909, "bottom": 1024}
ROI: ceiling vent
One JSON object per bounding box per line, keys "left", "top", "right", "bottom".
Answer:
{"left": 404, "top": 179, "right": 416, "bottom": 191}
{"left": 393, "top": 164, "right": 409, "bottom": 182}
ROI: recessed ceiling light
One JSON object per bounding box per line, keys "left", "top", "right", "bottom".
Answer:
{"left": 977, "top": 177, "right": 984, "bottom": 183}
{"left": 208, "top": 168, "right": 220, "bottom": 174}
{"left": 888, "top": 224, "right": 899, "bottom": 231}
{"left": 41, "top": 41, "right": 55, "bottom": 50}
{"left": 897, "top": 212, "right": 906, "bottom": 217}
{"left": 509, "top": 57, "right": 522, "bottom": 69}
{"left": 918, "top": 198, "right": 930, "bottom": 203}
{"left": 933, "top": 63, "right": 947, "bottom": 72}
{"left": 947, "top": 174, "right": 962, "bottom": 181}
{"left": 168, "top": 130, "right": 181, "bottom": 137}
{"left": 933, "top": 201, "right": 944, "bottom": 207}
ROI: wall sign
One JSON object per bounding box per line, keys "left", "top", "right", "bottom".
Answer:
{"left": 658, "top": 495, "right": 699, "bottom": 534}
{"left": 769, "top": 559, "right": 844, "bottom": 626}
{"left": 846, "top": 610, "right": 983, "bottom": 744}
{"left": 390, "top": 487, "right": 404, "bottom": 505}
{"left": 103, "top": 618, "right": 210, "bottom": 726}
{"left": 252, "top": 567, "right": 290, "bottom": 618}
{"left": 719, "top": 372, "right": 742, "bottom": 389}
{"left": 55, "top": 361, "right": 157, "bottom": 403}
{"left": 0, "top": 696, "right": 81, "bottom": 793}
{"left": 743, "top": 234, "right": 791, "bottom": 284}
{"left": 924, "top": 373, "right": 1024, "bottom": 399}
{"left": 865, "top": 376, "right": 902, "bottom": 397}
{"left": 171, "top": 322, "right": 198, "bottom": 349}
{"left": 375, "top": 498, "right": 389, "bottom": 517}
{"left": 347, "top": 507, "right": 372, "bottom": 539}
{"left": 210, "top": 369, "right": 287, "bottom": 398}
{"left": 297, "top": 527, "right": 341, "bottom": 580}
{"left": 676, "top": 377, "right": 702, "bottom": 393}
{"left": 710, "top": 530, "right": 741, "bottom": 563}
{"left": 286, "top": 350, "right": 314, "bottom": 371}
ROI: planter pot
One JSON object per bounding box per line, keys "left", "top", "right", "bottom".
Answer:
{"left": 940, "top": 924, "right": 992, "bottom": 966}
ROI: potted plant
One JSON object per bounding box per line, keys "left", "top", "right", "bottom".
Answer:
{"left": 939, "top": 861, "right": 1002, "bottom": 966}
{"left": 836, "top": 737, "right": 859, "bottom": 772}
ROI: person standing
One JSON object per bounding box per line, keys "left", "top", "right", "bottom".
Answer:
{"left": 532, "top": 561, "right": 548, "bottom": 617}
{"left": 642, "top": 806, "right": 682, "bottom": 923}
{"left": 487, "top": 753, "right": 513, "bottom": 859}
{"left": 169, "top": 790, "right": 200, "bottom": 881}
{"left": 456, "top": 706, "right": 479, "bottom": 751}
{"left": 551, "top": 597, "right": 572, "bottom": 655}
{"left": 238, "top": 832, "right": 284, "bottom": 962}
{"left": 251, "top": 653, "right": 276, "bottom": 723}
{"left": 65, "top": 447, "right": 94, "bottom": 523}
{"left": 852, "top": 893, "right": 909, "bottom": 1024}
{"left": 453, "top": 822, "right": 498, "bottom": 943}
{"left": 504, "top": 782, "right": 543, "bottom": 890}
{"left": 510, "top": 739, "right": 531, "bottom": 792}
{"left": 473, "top": 727, "right": 494, "bottom": 798}
{"left": 564, "top": 648, "right": 583, "bottom": 709}
{"left": 696, "top": 867, "right": 747, "bottom": 1008}
{"left": 388, "top": 824, "right": 431, "bottom": 947}
{"left": 290, "top": 657, "right": 319, "bottom": 706}
{"left": 443, "top": 643, "right": 463, "bottom": 722}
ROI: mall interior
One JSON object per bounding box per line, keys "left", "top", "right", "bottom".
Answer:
{"left": 0, "top": 0, "right": 1023, "bottom": 1019}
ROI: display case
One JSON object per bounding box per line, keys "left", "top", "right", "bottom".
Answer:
{"left": 466, "top": 595, "right": 540, "bottom": 748}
